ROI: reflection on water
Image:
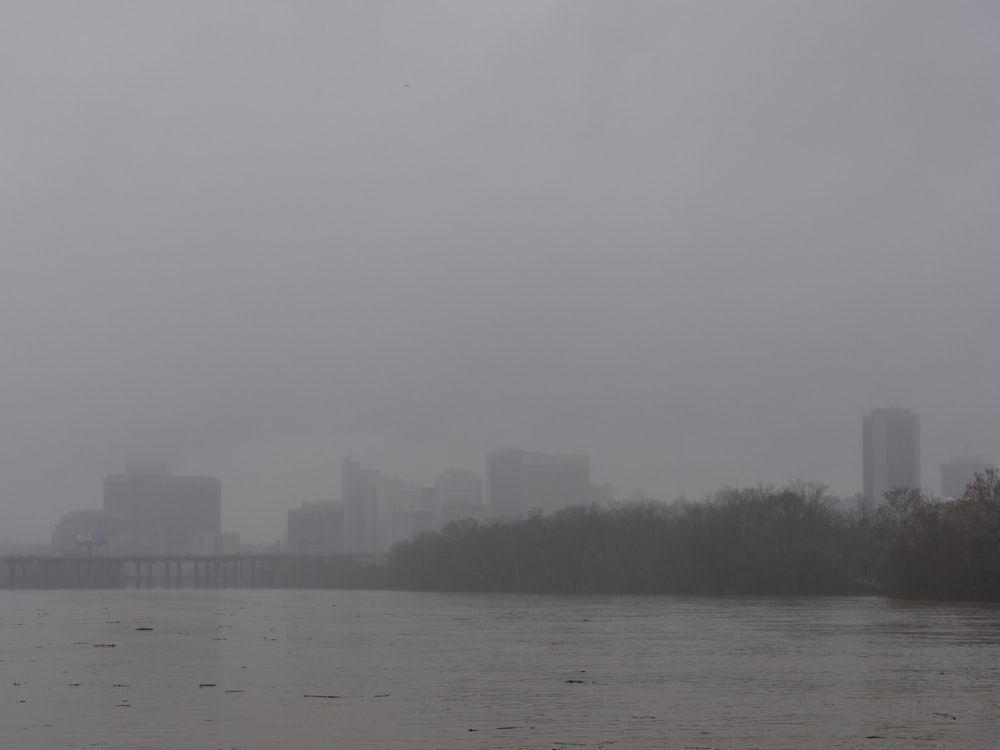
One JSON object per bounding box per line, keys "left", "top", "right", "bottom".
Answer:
{"left": 1, "top": 590, "right": 998, "bottom": 749}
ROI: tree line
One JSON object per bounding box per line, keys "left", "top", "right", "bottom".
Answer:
{"left": 875, "top": 469, "right": 1000, "bottom": 600}
{"left": 386, "top": 471, "right": 1000, "bottom": 601}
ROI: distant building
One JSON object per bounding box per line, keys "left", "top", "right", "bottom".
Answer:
{"left": 186, "top": 531, "right": 241, "bottom": 555}
{"left": 941, "top": 453, "right": 995, "bottom": 499}
{"left": 439, "top": 499, "right": 490, "bottom": 527}
{"left": 862, "top": 409, "right": 920, "bottom": 507}
{"left": 434, "top": 469, "right": 483, "bottom": 507}
{"left": 51, "top": 510, "right": 124, "bottom": 555}
{"left": 341, "top": 459, "right": 432, "bottom": 553}
{"left": 342, "top": 458, "right": 378, "bottom": 555}
{"left": 102, "top": 464, "right": 221, "bottom": 554}
{"left": 486, "top": 450, "right": 590, "bottom": 516}
{"left": 589, "top": 482, "right": 615, "bottom": 505}
{"left": 375, "top": 474, "right": 430, "bottom": 550}
{"left": 286, "top": 502, "right": 344, "bottom": 555}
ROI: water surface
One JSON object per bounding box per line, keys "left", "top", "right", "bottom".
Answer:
{"left": 1, "top": 590, "right": 998, "bottom": 749}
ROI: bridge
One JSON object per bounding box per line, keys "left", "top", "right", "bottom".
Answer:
{"left": 0, "top": 554, "right": 387, "bottom": 590}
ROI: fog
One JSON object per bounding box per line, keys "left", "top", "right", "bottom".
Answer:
{"left": 3, "top": 0, "right": 999, "bottom": 543}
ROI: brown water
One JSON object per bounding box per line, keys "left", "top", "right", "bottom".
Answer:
{"left": 1, "top": 590, "right": 998, "bottom": 749}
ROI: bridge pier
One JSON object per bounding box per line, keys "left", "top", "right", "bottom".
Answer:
{"left": 1, "top": 554, "right": 382, "bottom": 590}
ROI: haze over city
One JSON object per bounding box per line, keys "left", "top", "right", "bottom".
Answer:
{"left": 4, "top": 0, "right": 1000, "bottom": 545}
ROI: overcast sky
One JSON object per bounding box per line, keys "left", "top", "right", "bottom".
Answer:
{"left": 3, "top": 0, "right": 999, "bottom": 543}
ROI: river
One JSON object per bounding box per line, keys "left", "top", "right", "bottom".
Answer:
{"left": 1, "top": 590, "right": 998, "bottom": 749}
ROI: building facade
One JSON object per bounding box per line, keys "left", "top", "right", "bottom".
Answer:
{"left": 434, "top": 468, "right": 483, "bottom": 507}
{"left": 102, "top": 464, "right": 222, "bottom": 554}
{"left": 486, "top": 450, "right": 591, "bottom": 516}
{"left": 375, "top": 475, "right": 430, "bottom": 551}
{"left": 342, "top": 458, "right": 379, "bottom": 555}
{"left": 286, "top": 501, "right": 344, "bottom": 555}
{"left": 862, "top": 408, "right": 921, "bottom": 507}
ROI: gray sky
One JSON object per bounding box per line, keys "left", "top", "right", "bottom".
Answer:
{"left": 3, "top": 0, "right": 999, "bottom": 543}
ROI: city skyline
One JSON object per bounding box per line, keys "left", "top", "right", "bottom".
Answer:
{"left": 36, "top": 412, "right": 1000, "bottom": 551}
{"left": 3, "top": 4, "right": 999, "bottom": 747}
{"left": 4, "top": 1, "right": 1000, "bottom": 544}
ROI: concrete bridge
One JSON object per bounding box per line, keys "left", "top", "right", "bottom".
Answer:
{"left": 0, "top": 554, "right": 387, "bottom": 590}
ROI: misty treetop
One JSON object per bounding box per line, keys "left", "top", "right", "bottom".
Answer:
{"left": 390, "top": 472, "right": 1000, "bottom": 601}
{"left": 875, "top": 469, "right": 1000, "bottom": 601}
{"left": 388, "top": 483, "right": 874, "bottom": 596}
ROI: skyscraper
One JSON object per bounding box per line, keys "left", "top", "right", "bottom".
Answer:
{"left": 862, "top": 409, "right": 920, "bottom": 507}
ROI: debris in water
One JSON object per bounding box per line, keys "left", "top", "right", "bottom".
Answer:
{"left": 93, "top": 644, "right": 116, "bottom": 648}
{"left": 135, "top": 627, "right": 154, "bottom": 631}
{"left": 199, "top": 684, "right": 216, "bottom": 687}
{"left": 304, "top": 694, "right": 340, "bottom": 699}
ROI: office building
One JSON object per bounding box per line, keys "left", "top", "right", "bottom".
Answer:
{"left": 375, "top": 474, "right": 430, "bottom": 550}
{"left": 434, "top": 468, "right": 483, "bottom": 507}
{"left": 862, "top": 409, "right": 920, "bottom": 507}
{"left": 103, "top": 463, "right": 221, "bottom": 554}
{"left": 286, "top": 501, "right": 344, "bottom": 554}
{"left": 486, "top": 449, "right": 590, "bottom": 516}
{"left": 342, "top": 458, "right": 378, "bottom": 555}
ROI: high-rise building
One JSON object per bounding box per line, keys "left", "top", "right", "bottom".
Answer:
{"left": 862, "top": 409, "right": 920, "bottom": 507}
{"left": 486, "top": 450, "right": 590, "bottom": 516}
{"left": 102, "top": 463, "right": 221, "bottom": 554}
{"left": 341, "top": 458, "right": 378, "bottom": 555}
{"left": 941, "top": 453, "right": 995, "bottom": 499}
